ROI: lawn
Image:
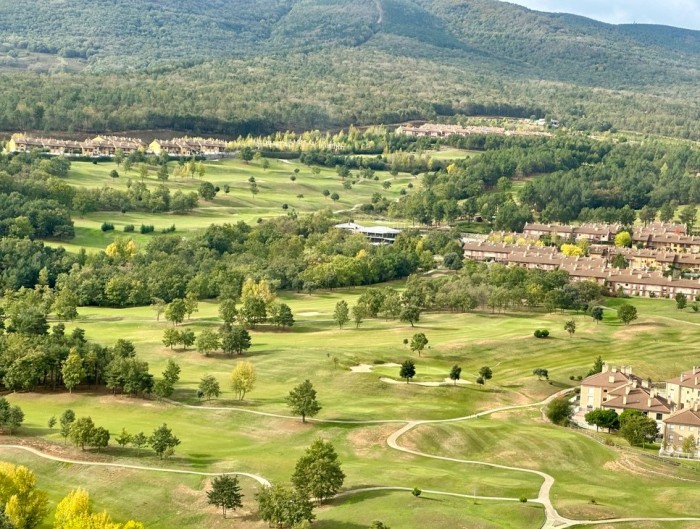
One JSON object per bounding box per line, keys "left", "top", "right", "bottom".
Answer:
{"left": 46, "top": 157, "right": 418, "bottom": 252}
{"left": 3, "top": 291, "right": 700, "bottom": 528}
{"left": 405, "top": 409, "right": 700, "bottom": 522}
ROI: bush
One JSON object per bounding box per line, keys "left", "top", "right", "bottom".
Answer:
{"left": 101, "top": 222, "right": 114, "bottom": 232}
{"left": 534, "top": 329, "right": 550, "bottom": 338}
{"left": 411, "top": 488, "right": 421, "bottom": 497}
{"left": 123, "top": 224, "right": 135, "bottom": 233}
{"left": 519, "top": 497, "right": 528, "bottom": 503}
{"left": 372, "top": 359, "right": 385, "bottom": 365}
{"left": 140, "top": 224, "right": 155, "bottom": 234}
{"left": 545, "top": 397, "right": 573, "bottom": 426}
{"left": 161, "top": 224, "right": 176, "bottom": 233}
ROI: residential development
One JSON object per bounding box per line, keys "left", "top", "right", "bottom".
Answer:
{"left": 576, "top": 364, "right": 700, "bottom": 458}
{"left": 5, "top": 133, "right": 227, "bottom": 157}
{"left": 462, "top": 222, "right": 700, "bottom": 299}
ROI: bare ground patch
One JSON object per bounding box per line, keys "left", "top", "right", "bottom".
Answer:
{"left": 347, "top": 424, "right": 399, "bottom": 457}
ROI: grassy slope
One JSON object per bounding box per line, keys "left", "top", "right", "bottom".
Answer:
{"left": 3, "top": 294, "right": 700, "bottom": 527}
{"left": 47, "top": 157, "right": 418, "bottom": 252}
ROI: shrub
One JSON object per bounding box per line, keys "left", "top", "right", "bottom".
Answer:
{"left": 101, "top": 222, "right": 114, "bottom": 232}
{"left": 140, "top": 224, "right": 155, "bottom": 234}
{"left": 519, "top": 497, "right": 528, "bottom": 503}
{"left": 372, "top": 359, "right": 385, "bottom": 365}
{"left": 411, "top": 488, "right": 421, "bottom": 497}
{"left": 534, "top": 329, "right": 550, "bottom": 338}
{"left": 161, "top": 224, "right": 176, "bottom": 233}
{"left": 123, "top": 224, "right": 135, "bottom": 233}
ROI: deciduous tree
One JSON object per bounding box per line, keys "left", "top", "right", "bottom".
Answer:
{"left": 410, "top": 333, "right": 428, "bottom": 356}
{"left": 149, "top": 423, "right": 180, "bottom": 459}
{"left": 400, "top": 305, "right": 421, "bottom": 327}
{"left": 257, "top": 484, "right": 314, "bottom": 528}
{"left": 617, "top": 303, "right": 638, "bottom": 325}
{"left": 532, "top": 368, "right": 549, "bottom": 380}
{"left": 564, "top": 319, "right": 576, "bottom": 337}
{"left": 545, "top": 397, "right": 573, "bottom": 426}
{"left": 165, "top": 298, "right": 187, "bottom": 326}
{"left": 291, "top": 439, "right": 345, "bottom": 504}
{"left": 207, "top": 475, "right": 243, "bottom": 518}
{"left": 230, "top": 361, "right": 256, "bottom": 401}
{"left": 400, "top": 360, "right": 416, "bottom": 383}
{"left": 0, "top": 463, "right": 48, "bottom": 529}
{"left": 449, "top": 365, "right": 462, "bottom": 385}
{"left": 61, "top": 349, "right": 85, "bottom": 393}
{"left": 287, "top": 379, "right": 321, "bottom": 423}
{"left": 198, "top": 375, "right": 221, "bottom": 401}
{"left": 334, "top": 300, "right": 349, "bottom": 329}
{"left": 196, "top": 329, "right": 220, "bottom": 356}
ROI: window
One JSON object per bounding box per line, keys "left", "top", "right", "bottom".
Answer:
{"left": 656, "top": 413, "right": 663, "bottom": 421}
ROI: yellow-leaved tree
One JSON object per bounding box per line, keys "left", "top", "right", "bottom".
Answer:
{"left": 230, "top": 361, "right": 257, "bottom": 401}
{"left": 54, "top": 489, "right": 145, "bottom": 529}
{"left": 105, "top": 238, "right": 138, "bottom": 261}
{"left": 0, "top": 462, "right": 48, "bottom": 529}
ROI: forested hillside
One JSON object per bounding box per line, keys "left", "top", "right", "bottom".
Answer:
{"left": 0, "top": 0, "right": 698, "bottom": 138}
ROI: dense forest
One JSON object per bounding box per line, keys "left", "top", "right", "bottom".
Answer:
{"left": 0, "top": 0, "right": 697, "bottom": 138}
{"left": 386, "top": 136, "right": 700, "bottom": 228}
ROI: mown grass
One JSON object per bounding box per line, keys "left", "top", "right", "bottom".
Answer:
{"left": 404, "top": 409, "right": 700, "bottom": 522}
{"left": 48, "top": 157, "right": 418, "bottom": 252}
{"left": 4, "top": 292, "right": 700, "bottom": 528}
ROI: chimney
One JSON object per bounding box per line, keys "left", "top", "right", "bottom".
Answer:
{"left": 625, "top": 385, "right": 632, "bottom": 395}
{"left": 623, "top": 395, "right": 628, "bottom": 405}
{"left": 602, "top": 363, "right": 610, "bottom": 373}
{"left": 681, "top": 372, "right": 686, "bottom": 382}
{"left": 612, "top": 366, "right": 618, "bottom": 373}
{"left": 608, "top": 375, "right": 615, "bottom": 384}
{"left": 648, "top": 397, "right": 653, "bottom": 408}
{"left": 695, "top": 402, "right": 699, "bottom": 412}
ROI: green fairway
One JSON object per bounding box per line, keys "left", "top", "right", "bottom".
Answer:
{"left": 405, "top": 409, "right": 700, "bottom": 522}
{"left": 4, "top": 292, "right": 700, "bottom": 528}
{"left": 48, "top": 157, "right": 417, "bottom": 252}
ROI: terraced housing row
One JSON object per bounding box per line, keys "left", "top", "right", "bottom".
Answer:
{"left": 462, "top": 222, "right": 700, "bottom": 299}
{"left": 5, "top": 133, "right": 228, "bottom": 157}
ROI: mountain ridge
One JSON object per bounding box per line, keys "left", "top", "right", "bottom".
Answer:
{"left": 0, "top": 0, "right": 697, "bottom": 139}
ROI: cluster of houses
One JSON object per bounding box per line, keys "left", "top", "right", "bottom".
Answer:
{"left": 396, "top": 123, "right": 552, "bottom": 138}
{"left": 334, "top": 222, "right": 401, "bottom": 245}
{"left": 577, "top": 364, "right": 700, "bottom": 458}
{"left": 5, "top": 133, "right": 228, "bottom": 157}
{"left": 462, "top": 222, "right": 700, "bottom": 299}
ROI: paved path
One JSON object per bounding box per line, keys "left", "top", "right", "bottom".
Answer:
{"left": 0, "top": 444, "right": 270, "bottom": 486}
{"left": 6, "top": 391, "right": 700, "bottom": 528}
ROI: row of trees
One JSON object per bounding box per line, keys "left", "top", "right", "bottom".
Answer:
{"left": 398, "top": 361, "right": 490, "bottom": 385}
{"left": 7, "top": 211, "right": 435, "bottom": 309}
{"left": 53, "top": 409, "right": 181, "bottom": 458}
